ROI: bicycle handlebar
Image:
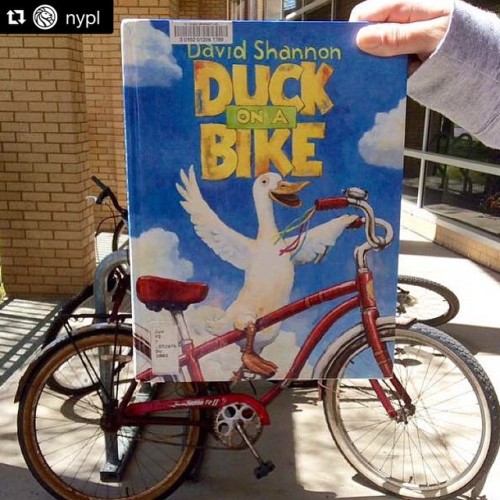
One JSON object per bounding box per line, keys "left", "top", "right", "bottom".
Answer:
{"left": 91, "top": 175, "right": 128, "bottom": 218}
{"left": 314, "top": 189, "right": 393, "bottom": 252}
{"left": 91, "top": 175, "right": 108, "bottom": 192}
{"left": 314, "top": 197, "right": 349, "bottom": 211}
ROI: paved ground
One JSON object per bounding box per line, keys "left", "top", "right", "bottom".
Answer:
{"left": 0, "top": 227, "right": 499, "bottom": 499}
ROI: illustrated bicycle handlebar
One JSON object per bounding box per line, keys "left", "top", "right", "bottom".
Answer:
{"left": 314, "top": 188, "right": 394, "bottom": 268}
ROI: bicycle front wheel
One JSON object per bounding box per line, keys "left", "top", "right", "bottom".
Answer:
{"left": 112, "top": 219, "right": 129, "bottom": 275}
{"left": 322, "top": 323, "right": 499, "bottom": 499}
{"left": 397, "top": 275, "right": 460, "bottom": 326}
{"left": 18, "top": 328, "right": 204, "bottom": 500}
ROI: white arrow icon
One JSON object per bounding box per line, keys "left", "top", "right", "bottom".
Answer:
{"left": 7, "top": 10, "right": 26, "bottom": 25}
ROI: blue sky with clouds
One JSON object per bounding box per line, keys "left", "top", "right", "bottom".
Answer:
{"left": 122, "top": 20, "right": 407, "bottom": 378}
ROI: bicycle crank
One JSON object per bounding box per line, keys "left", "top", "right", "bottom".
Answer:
{"left": 213, "top": 402, "right": 263, "bottom": 449}
{"left": 213, "top": 402, "right": 275, "bottom": 479}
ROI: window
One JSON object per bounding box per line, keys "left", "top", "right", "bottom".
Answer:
{"left": 403, "top": 108, "right": 500, "bottom": 239}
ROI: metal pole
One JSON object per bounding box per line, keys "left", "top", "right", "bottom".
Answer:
{"left": 93, "top": 249, "right": 130, "bottom": 479}
{"left": 416, "top": 107, "right": 431, "bottom": 208}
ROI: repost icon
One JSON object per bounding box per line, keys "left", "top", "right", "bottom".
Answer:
{"left": 7, "top": 10, "right": 26, "bottom": 25}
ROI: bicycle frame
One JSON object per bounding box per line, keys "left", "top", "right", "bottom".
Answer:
{"left": 91, "top": 189, "right": 410, "bottom": 428}
{"left": 115, "top": 277, "right": 406, "bottom": 435}
{"left": 47, "top": 188, "right": 413, "bottom": 483}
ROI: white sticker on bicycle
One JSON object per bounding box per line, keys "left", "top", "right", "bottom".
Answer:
{"left": 149, "top": 320, "right": 179, "bottom": 375}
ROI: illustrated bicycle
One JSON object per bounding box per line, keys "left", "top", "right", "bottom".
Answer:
{"left": 42, "top": 178, "right": 460, "bottom": 357}
{"left": 16, "top": 188, "right": 499, "bottom": 499}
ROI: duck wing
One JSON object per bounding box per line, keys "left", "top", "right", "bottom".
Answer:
{"left": 176, "top": 166, "right": 253, "bottom": 270}
{"left": 289, "top": 214, "right": 358, "bottom": 265}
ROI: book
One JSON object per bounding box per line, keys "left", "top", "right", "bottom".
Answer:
{"left": 121, "top": 19, "right": 407, "bottom": 382}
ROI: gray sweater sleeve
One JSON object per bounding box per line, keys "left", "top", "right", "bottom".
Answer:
{"left": 408, "top": 0, "right": 500, "bottom": 149}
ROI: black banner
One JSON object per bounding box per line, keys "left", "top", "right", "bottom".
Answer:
{"left": 1, "top": 1, "right": 113, "bottom": 34}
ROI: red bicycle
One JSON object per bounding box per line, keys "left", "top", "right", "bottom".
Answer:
{"left": 16, "top": 188, "right": 499, "bottom": 500}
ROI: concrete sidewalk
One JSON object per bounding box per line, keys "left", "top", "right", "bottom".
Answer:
{"left": 0, "top": 227, "right": 499, "bottom": 499}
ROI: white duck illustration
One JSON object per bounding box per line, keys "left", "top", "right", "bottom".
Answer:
{"left": 176, "top": 166, "right": 357, "bottom": 377}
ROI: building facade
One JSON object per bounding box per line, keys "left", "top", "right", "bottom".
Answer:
{"left": 0, "top": 0, "right": 498, "bottom": 298}
{"left": 0, "top": 0, "right": 227, "bottom": 297}
{"left": 230, "top": 0, "right": 500, "bottom": 273}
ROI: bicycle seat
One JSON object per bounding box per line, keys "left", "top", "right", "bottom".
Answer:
{"left": 136, "top": 276, "right": 208, "bottom": 311}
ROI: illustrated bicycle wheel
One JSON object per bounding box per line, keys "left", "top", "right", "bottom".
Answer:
{"left": 43, "top": 272, "right": 132, "bottom": 396}
{"left": 18, "top": 328, "right": 205, "bottom": 500}
{"left": 397, "top": 275, "right": 460, "bottom": 326}
{"left": 322, "top": 323, "right": 499, "bottom": 499}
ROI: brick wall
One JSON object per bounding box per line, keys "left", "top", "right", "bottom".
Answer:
{"left": 0, "top": 0, "right": 228, "bottom": 298}
{"left": 0, "top": 35, "right": 94, "bottom": 297}
{"left": 82, "top": 0, "right": 181, "bottom": 220}
{"left": 180, "top": 0, "right": 228, "bottom": 19}
{"left": 84, "top": 0, "right": 227, "bottom": 222}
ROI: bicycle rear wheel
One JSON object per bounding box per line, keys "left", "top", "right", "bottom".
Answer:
{"left": 322, "top": 323, "right": 499, "bottom": 499}
{"left": 397, "top": 275, "right": 460, "bottom": 326}
{"left": 18, "top": 327, "right": 205, "bottom": 500}
{"left": 44, "top": 271, "right": 131, "bottom": 396}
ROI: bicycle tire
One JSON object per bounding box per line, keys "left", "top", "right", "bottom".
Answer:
{"left": 17, "top": 327, "right": 205, "bottom": 500}
{"left": 43, "top": 271, "right": 131, "bottom": 396}
{"left": 112, "top": 219, "right": 129, "bottom": 275}
{"left": 322, "top": 323, "right": 499, "bottom": 499}
{"left": 397, "top": 275, "right": 460, "bottom": 326}
{"left": 111, "top": 219, "right": 129, "bottom": 253}
{"left": 42, "top": 283, "right": 94, "bottom": 348}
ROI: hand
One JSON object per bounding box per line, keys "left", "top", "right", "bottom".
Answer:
{"left": 350, "top": 0, "right": 453, "bottom": 73}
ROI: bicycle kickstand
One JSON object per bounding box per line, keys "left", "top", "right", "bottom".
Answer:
{"left": 234, "top": 422, "right": 275, "bottom": 479}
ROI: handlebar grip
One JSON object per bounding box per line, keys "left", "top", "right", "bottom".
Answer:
{"left": 91, "top": 175, "right": 109, "bottom": 191}
{"left": 314, "top": 198, "right": 349, "bottom": 211}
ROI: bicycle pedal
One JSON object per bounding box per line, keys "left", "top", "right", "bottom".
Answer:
{"left": 254, "top": 460, "right": 275, "bottom": 479}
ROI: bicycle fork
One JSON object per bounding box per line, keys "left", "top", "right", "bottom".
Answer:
{"left": 358, "top": 270, "right": 414, "bottom": 421}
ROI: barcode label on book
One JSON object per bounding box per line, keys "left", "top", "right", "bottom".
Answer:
{"left": 170, "top": 21, "right": 233, "bottom": 44}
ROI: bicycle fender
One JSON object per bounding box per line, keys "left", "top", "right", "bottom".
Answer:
{"left": 311, "top": 316, "right": 396, "bottom": 380}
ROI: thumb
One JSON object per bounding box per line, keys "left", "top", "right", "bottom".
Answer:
{"left": 356, "top": 19, "right": 445, "bottom": 60}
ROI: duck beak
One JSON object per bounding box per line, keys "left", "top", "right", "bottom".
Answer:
{"left": 270, "top": 180, "right": 310, "bottom": 208}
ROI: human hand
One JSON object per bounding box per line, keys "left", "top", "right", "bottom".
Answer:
{"left": 350, "top": 0, "right": 453, "bottom": 73}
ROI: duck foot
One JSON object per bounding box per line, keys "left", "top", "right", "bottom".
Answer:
{"left": 239, "top": 321, "right": 278, "bottom": 378}
{"left": 241, "top": 352, "right": 277, "bottom": 377}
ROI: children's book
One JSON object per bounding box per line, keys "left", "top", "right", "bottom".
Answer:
{"left": 121, "top": 19, "right": 407, "bottom": 382}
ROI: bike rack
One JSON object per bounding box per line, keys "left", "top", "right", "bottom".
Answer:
{"left": 93, "top": 249, "right": 138, "bottom": 482}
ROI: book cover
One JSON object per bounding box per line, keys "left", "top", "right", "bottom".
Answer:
{"left": 121, "top": 19, "right": 407, "bottom": 382}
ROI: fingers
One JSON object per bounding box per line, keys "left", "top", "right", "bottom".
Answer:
{"left": 350, "top": 0, "right": 452, "bottom": 60}
{"left": 350, "top": 0, "right": 452, "bottom": 23}
{"left": 355, "top": 17, "right": 449, "bottom": 59}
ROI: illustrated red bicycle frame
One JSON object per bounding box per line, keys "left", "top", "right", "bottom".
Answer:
{"left": 125, "top": 190, "right": 412, "bottom": 424}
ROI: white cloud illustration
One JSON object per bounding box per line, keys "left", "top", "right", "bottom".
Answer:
{"left": 131, "top": 227, "right": 193, "bottom": 280}
{"left": 358, "top": 98, "right": 406, "bottom": 169}
{"left": 129, "top": 228, "right": 315, "bottom": 381}
{"left": 122, "top": 20, "right": 182, "bottom": 87}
